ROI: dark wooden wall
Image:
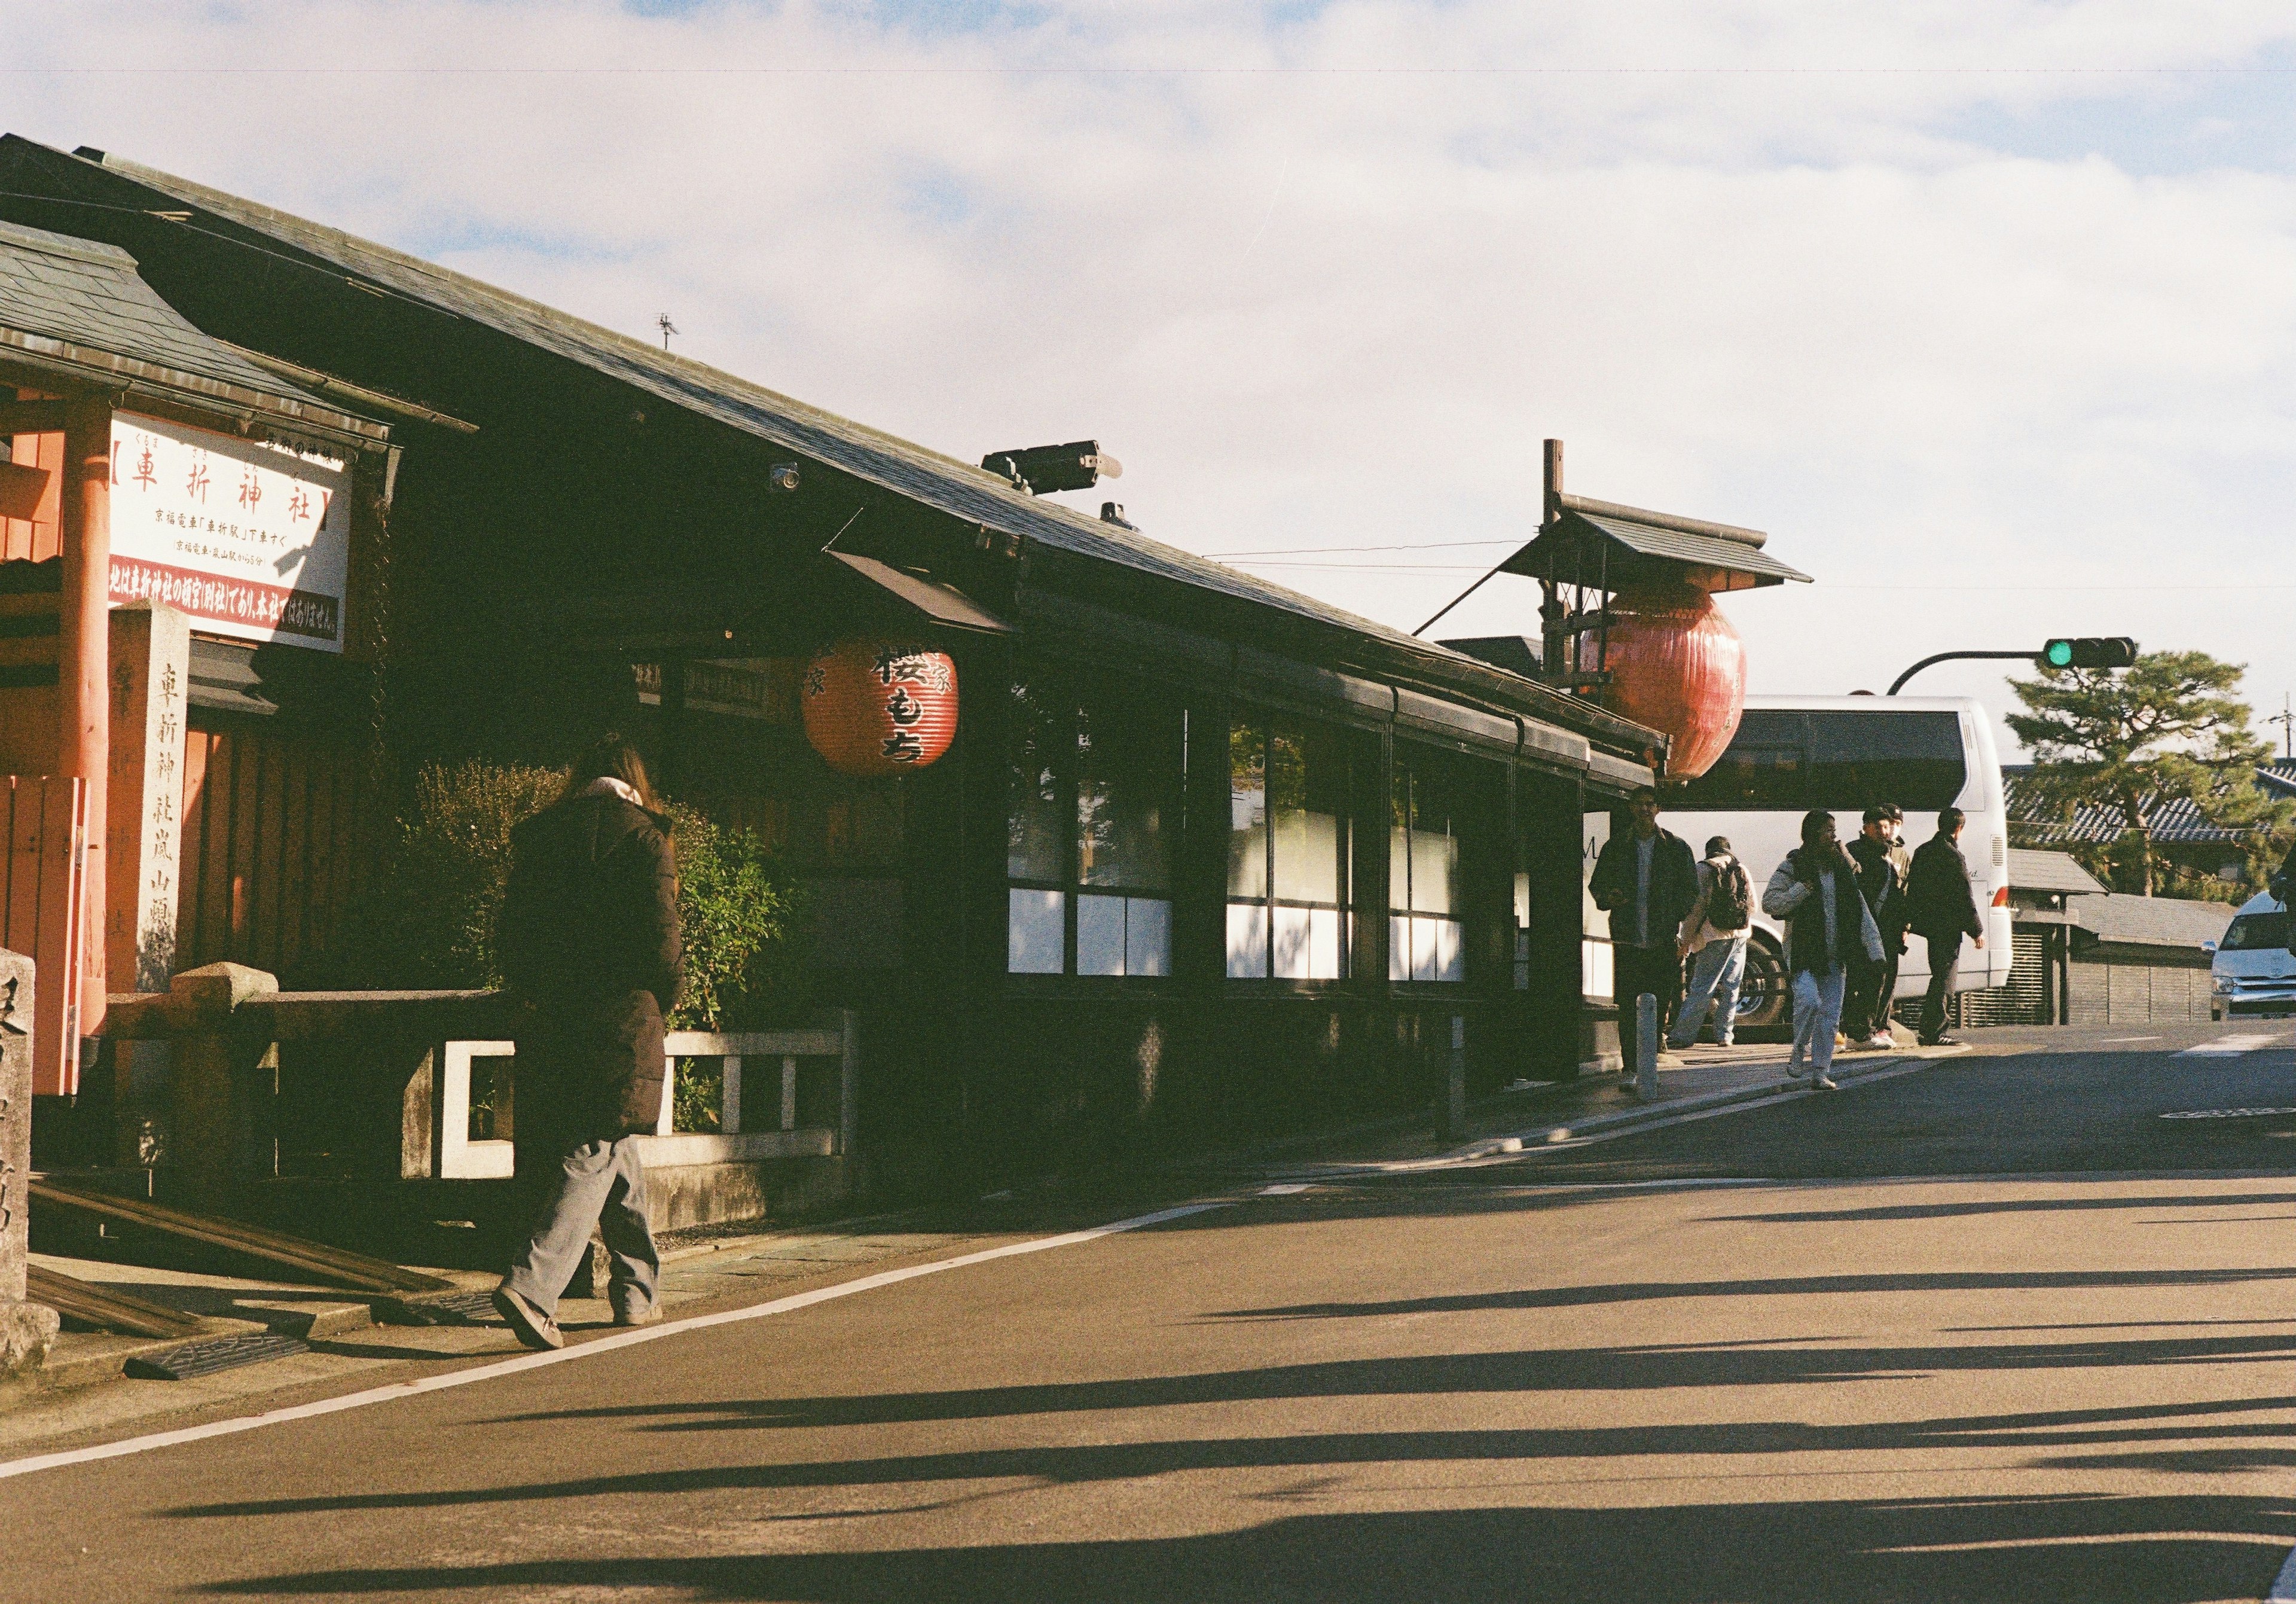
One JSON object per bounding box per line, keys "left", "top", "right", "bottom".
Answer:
{"left": 176, "top": 712, "right": 370, "bottom": 979}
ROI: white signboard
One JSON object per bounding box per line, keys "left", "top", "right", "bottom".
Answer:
{"left": 107, "top": 411, "right": 352, "bottom": 652}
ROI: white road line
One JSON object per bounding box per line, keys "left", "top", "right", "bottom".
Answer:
{"left": 2100, "top": 1036, "right": 2161, "bottom": 1044}
{"left": 1259, "top": 1183, "right": 1311, "bottom": 1195}
{"left": 2176, "top": 1034, "right": 2285, "bottom": 1057}
{"left": 2268, "top": 1541, "right": 2296, "bottom": 1603}
{"left": 0, "top": 1201, "right": 1229, "bottom": 1484}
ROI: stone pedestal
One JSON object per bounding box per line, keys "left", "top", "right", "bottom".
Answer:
{"left": 0, "top": 948, "right": 61, "bottom": 1380}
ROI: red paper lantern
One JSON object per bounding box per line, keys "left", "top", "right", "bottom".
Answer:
{"left": 1596, "top": 583, "right": 1746, "bottom": 779}
{"left": 802, "top": 637, "right": 959, "bottom": 777}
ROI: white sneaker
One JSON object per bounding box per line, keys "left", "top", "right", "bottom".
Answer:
{"left": 1863, "top": 1032, "right": 1895, "bottom": 1051}
{"left": 1813, "top": 1071, "right": 1839, "bottom": 1091}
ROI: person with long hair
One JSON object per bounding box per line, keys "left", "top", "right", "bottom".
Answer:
{"left": 1761, "top": 809, "right": 1884, "bottom": 1091}
{"left": 491, "top": 734, "right": 681, "bottom": 1349}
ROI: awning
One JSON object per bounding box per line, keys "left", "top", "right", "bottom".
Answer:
{"left": 828, "top": 551, "right": 1012, "bottom": 636}
{"left": 1501, "top": 495, "right": 1812, "bottom": 594}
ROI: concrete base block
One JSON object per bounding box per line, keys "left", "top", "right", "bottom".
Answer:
{"left": 0, "top": 1299, "right": 60, "bottom": 1379}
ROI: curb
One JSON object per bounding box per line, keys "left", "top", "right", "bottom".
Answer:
{"left": 1454, "top": 1047, "right": 1962, "bottom": 1157}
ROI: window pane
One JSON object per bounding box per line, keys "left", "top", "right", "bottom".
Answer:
{"left": 1805, "top": 710, "right": 1966, "bottom": 811}
{"left": 1007, "top": 888, "right": 1065, "bottom": 973}
{"left": 1308, "top": 908, "right": 1343, "bottom": 980}
{"left": 1389, "top": 914, "right": 1409, "bottom": 982}
{"left": 1393, "top": 751, "right": 1459, "bottom": 914}
{"left": 1229, "top": 722, "right": 1268, "bottom": 899}
{"left": 1078, "top": 700, "right": 1180, "bottom": 891}
{"left": 1007, "top": 684, "right": 1065, "bottom": 881}
{"left": 1435, "top": 916, "right": 1464, "bottom": 983}
{"left": 2224, "top": 911, "right": 2289, "bottom": 950}
{"left": 1269, "top": 722, "right": 1345, "bottom": 905}
{"left": 1390, "top": 769, "right": 1412, "bottom": 911}
{"left": 1077, "top": 892, "right": 1126, "bottom": 976}
{"left": 1227, "top": 901, "right": 1269, "bottom": 978}
{"left": 1126, "top": 897, "right": 1172, "bottom": 976}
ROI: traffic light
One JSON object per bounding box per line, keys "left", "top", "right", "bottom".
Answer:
{"left": 2040, "top": 637, "right": 2138, "bottom": 670}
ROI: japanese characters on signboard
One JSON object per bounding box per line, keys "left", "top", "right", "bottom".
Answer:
{"left": 107, "top": 412, "right": 352, "bottom": 653}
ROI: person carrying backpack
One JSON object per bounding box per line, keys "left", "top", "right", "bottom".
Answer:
{"left": 1668, "top": 834, "right": 1754, "bottom": 1050}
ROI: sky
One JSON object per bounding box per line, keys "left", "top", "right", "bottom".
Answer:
{"left": 10, "top": 1, "right": 2296, "bottom": 760}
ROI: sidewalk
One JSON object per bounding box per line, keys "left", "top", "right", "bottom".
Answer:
{"left": 1247, "top": 1029, "right": 1965, "bottom": 1179}
{"left": 0, "top": 1212, "right": 981, "bottom": 1456}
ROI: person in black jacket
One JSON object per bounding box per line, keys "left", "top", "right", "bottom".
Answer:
{"left": 1590, "top": 788, "right": 1699, "bottom": 1080}
{"left": 1843, "top": 804, "right": 1911, "bottom": 1049}
{"left": 491, "top": 735, "right": 682, "bottom": 1350}
{"left": 1905, "top": 805, "right": 1986, "bottom": 1047}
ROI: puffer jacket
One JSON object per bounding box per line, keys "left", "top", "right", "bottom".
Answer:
{"left": 1763, "top": 847, "right": 1884, "bottom": 980}
{"left": 498, "top": 786, "right": 682, "bottom": 1143}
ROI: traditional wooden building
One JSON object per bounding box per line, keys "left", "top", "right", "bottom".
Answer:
{"left": 0, "top": 136, "right": 1666, "bottom": 1192}
{"left": 0, "top": 213, "right": 390, "bottom": 1107}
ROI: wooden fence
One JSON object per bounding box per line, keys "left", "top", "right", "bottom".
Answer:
{"left": 0, "top": 774, "right": 84, "bottom": 1094}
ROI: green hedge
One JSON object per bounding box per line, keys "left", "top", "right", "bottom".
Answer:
{"left": 340, "top": 761, "right": 807, "bottom": 1032}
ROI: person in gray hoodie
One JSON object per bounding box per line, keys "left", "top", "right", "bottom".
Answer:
{"left": 1667, "top": 835, "right": 1753, "bottom": 1050}
{"left": 1761, "top": 809, "right": 1884, "bottom": 1091}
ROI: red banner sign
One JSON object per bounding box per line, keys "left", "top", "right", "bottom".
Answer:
{"left": 109, "top": 554, "right": 340, "bottom": 642}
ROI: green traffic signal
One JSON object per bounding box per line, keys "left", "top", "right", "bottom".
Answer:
{"left": 2040, "top": 637, "right": 2138, "bottom": 670}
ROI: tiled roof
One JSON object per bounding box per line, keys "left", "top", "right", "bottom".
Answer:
{"left": 7, "top": 140, "right": 1602, "bottom": 724}
{"left": 2072, "top": 894, "right": 2237, "bottom": 951}
{"left": 0, "top": 218, "right": 374, "bottom": 443}
{"left": 2004, "top": 764, "right": 2289, "bottom": 847}
{"left": 2008, "top": 847, "right": 2108, "bottom": 896}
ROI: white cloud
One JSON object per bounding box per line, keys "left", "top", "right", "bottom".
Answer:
{"left": 10, "top": 0, "right": 2296, "bottom": 745}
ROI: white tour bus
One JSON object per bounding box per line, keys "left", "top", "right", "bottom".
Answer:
{"left": 1612, "top": 695, "right": 2014, "bottom": 1031}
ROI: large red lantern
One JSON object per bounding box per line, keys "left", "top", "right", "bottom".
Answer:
{"left": 802, "top": 637, "right": 959, "bottom": 777}
{"left": 1596, "top": 582, "right": 1746, "bottom": 779}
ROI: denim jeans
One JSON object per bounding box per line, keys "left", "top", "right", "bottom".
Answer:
{"left": 1668, "top": 936, "right": 1748, "bottom": 1048}
{"left": 1790, "top": 967, "right": 1848, "bottom": 1074}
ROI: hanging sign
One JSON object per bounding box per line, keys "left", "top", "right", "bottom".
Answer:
{"left": 107, "top": 412, "right": 353, "bottom": 652}
{"left": 802, "top": 638, "right": 958, "bottom": 777}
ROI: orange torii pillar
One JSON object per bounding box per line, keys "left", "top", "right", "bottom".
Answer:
{"left": 54, "top": 396, "right": 107, "bottom": 1055}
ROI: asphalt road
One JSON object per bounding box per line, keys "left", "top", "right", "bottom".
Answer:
{"left": 7, "top": 1023, "right": 2296, "bottom": 1602}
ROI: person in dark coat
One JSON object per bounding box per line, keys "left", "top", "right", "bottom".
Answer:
{"left": 491, "top": 735, "right": 682, "bottom": 1350}
{"left": 1589, "top": 787, "right": 1699, "bottom": 1081}
{"left": 1761, "top": 810, "right": 1884, "bottom": 1091}
{"left": 1843, "top": 804, "right": 1911, "bottom": 1049}
{"left": 1905, "top": 805, "right": 1986, "bottom": 1047}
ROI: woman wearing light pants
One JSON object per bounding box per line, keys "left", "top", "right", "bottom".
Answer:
{"left": 1761, "top": 810, "right": 1883, "bottom": 1092}
{"left": 1668, "top": 835, "right": 1751, "bottom": 1049}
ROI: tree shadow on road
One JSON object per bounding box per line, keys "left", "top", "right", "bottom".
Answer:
{"left": 187, "top": 1492, "right": 2296, "bottom": 1601}
{"left": 167, "top": 1393, "right": 2296, "bottom": 1520}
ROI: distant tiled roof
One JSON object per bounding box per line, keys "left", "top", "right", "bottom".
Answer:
{"left": 2072, "top": 894, "right": 2237, "bottom": 951}
{"left": 2004, "top": 763, "right": 2288, "bottom": 847}
{"left": 2008, "top": 848, "right": 2107, "bottom": 896}
{"left": 0, "top": 218, "right": 377, "bottom": 442}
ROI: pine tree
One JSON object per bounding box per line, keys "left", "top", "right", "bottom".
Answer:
{"left": 2006, "top": 649, "right": 2291, "bottom": 897}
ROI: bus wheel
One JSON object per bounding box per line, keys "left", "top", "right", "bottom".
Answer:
{"left": 1734, "top": 937, "right": 1788, "bottom": 1032}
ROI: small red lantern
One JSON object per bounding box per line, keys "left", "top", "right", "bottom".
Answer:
{"left": 1596, "top": 582, "right": 1746, "bottom": 780}
{"left": 802, "top": 636, "right": 959, "bottom": 777}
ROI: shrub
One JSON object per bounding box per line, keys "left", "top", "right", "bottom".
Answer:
{"left": 341, "top": 764, "right": 806, "bottom": 1031}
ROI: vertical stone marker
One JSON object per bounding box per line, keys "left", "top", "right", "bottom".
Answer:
{"left": 0, "top": 948, "right": 61, "bottom": 1380}
{"left": 108, "top": 599, "right": 191, "bottom": 992}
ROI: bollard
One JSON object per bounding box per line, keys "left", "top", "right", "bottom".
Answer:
{"left": 0, "top": 949, "right": 60, "bottom": 1380}
{"left": 1444, "top": 1014, "right": 1467, "bottom": 1140}
{"left": 1635, "top": 993, "right": 1660, "bottom": 1100}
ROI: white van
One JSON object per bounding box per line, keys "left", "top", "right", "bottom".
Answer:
{"left": 2208, "top": 891, "right": 2296, "bottom": 1021}
{"left": 1645, "top": 694, "right": 2015, "bottom": 1029}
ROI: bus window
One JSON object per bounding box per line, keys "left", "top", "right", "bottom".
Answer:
{"left": 1669, "top": 709, "right": 1808, "bottom": 811}
{"left": 1806, "top": 710, "right": 1963, "bottom": 810}
{"left": 1671, "top": 708, "right": 1965, "bottom": 812}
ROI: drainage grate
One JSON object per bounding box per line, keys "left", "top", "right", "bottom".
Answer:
{"left": 375, "top": 1289, "right": 500, "bottom": 1327}
{"left": 126, "top": 1333, "right": 312, "bottom": 1382}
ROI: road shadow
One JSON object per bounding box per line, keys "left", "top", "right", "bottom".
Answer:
{"left": 1717, "top": 1193, "right": 2296, "bottom": 1224}
{"left": 167, "top": 1395, "right": 2296, "bottom": 1519}
{"left": 190, "top": 1493, "right": 2295, "bottom": 1601}
{"left": 1210, "top": 1266, "right": 2296, "bottom": 1322}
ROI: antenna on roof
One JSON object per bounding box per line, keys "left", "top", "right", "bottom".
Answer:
{"left": 2270, "top": 694, "right": 2293, "bottom": 761}
{"left": 657, "top": 313, "right": 677, "bottom": 351}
